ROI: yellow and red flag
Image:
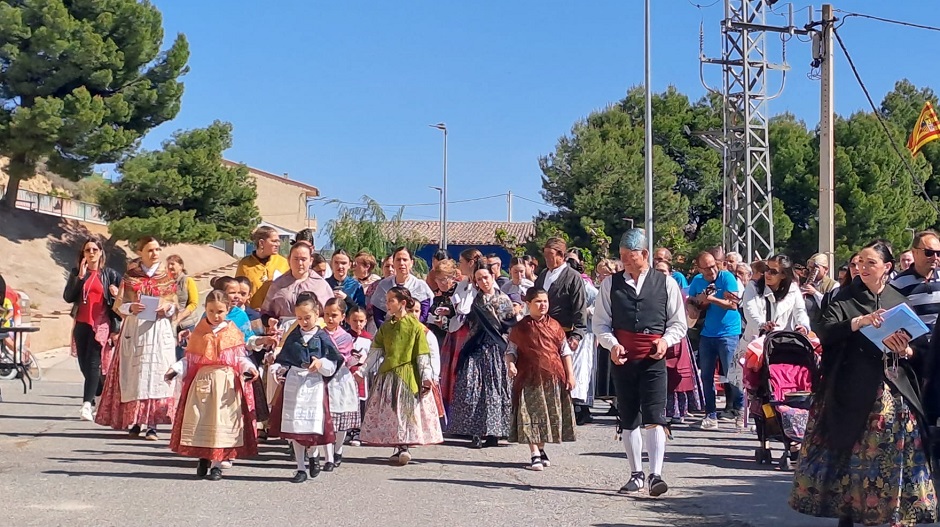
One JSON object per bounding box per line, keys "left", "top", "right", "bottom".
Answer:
{"left": 908, "top": 101, "right": 940, "bottom": 156}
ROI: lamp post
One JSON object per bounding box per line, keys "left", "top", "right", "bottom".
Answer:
{"left": 643, "top": 0, "right": 654, "bottom": 263}
{"left": 430, "top": 186, "right": 443, "bottom": 249}
{"left": 429, "top": 123, "right": 448, "bottom": 250}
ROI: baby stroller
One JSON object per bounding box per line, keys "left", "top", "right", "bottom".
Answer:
{"left": 744, "top": 331, "right": 818, "bottom": 470}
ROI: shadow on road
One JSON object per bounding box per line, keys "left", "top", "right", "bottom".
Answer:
{"left": 392, "top": 476, "right": 617, "bottom": 496}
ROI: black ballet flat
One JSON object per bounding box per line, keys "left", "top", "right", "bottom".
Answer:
{"left": 334, "top": 453, "right": 343, "bottom": 466}
{"left": 196, "top": 459, "right": 210, "bottom": 478}
{"left": 206, "top": 467, "right": 222, "bottom": 481}
{"left": 309, "top": 458, "right": 321, "bottom": 478}
{"left": 322, "top": 462, "right": 336, "bottom": 472}
{"left": 483, "top": 436, "right": 499, "bottom": 448}
{"left": 470, "top": 436, "right": 483, "bottom": 449}
{"left": 290, "top": 470, "right": 308, "bottom": 483}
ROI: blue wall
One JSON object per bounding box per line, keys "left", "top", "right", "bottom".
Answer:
{"left": 416, "top": 244, "right": 514, "bottom": 272}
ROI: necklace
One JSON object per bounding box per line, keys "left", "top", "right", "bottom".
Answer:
{"left": 82, "top": 270, "right": 97, "bottom": 305}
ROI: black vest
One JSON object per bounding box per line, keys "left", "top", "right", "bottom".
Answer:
{"left": 611, "top": 270, "right": 668, "bottom": 334}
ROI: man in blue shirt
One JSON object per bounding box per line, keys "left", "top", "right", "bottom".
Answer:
{"left": 687, "top": 250, "right": 743, "bottom": 430}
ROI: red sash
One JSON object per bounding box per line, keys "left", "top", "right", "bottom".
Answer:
{"left": 613, "top": 329, "right": 663, "bottom": 361}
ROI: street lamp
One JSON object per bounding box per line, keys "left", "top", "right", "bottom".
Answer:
{"left": 430, "top": 186, "right": 443, "bottom": 248}
{"left": 429, "top": 122, "right": 448, "bottom": 250}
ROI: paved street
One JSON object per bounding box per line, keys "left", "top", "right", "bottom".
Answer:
{"left": 0, "top": 353, "right": 838, "bottom": 527}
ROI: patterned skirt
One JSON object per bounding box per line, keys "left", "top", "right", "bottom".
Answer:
{"left": 331, "top": 411, "right": 361, "bottom": 432}
{"left": 509, "top": 379, "right": 576, "bottom": 445}
{"left": 789, "top": 383, "right": 938, "bottom": 526}
{"left": 94, "top": 347, "right": 174, "bottom": 430}
{"left": 360, "top": 368, "right": 443, "bottom": 447}
{"left": 447, "top": 342, "right": 512, "bottom": 437}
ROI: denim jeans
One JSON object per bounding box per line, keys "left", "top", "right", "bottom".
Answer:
{"left": 698, "top": 335, "right": 744, "bottom": 417}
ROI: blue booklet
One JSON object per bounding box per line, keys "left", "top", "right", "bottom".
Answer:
{"left": 860, "top": 303, "right": 929, "bottom": 351}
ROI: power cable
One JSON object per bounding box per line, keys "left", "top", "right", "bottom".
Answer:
{"left": 832, "top": 27, "right": 940, "bottom": 216}
{"left": 321, "top": 193, "right": 508, "bottom": 208}
{"left": 835, "top": 10, "right": 940, "bottom": 33}
{"left": 686, "top": 0, "right": 721, "bottom": 8}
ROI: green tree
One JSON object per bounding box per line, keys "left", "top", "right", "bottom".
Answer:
{"left": 75, "top": 173, "right": 109, "bottom": 203}
{"left": 325, "top": 196, "right": 429, "bottom": 274}
{"left": 0, "top": 0, "right": 188, "bottom": 208}
{"left": 98, "top": 121, "right": 259, "bottom": 244}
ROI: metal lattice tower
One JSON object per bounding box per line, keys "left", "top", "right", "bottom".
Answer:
{"left": 700, "top": 0, "right": 792, "bottom": 260}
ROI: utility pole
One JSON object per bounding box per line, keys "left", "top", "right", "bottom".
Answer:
{"left": 818, "top": 4, "right": 835, "bottom": 278}
{"left": 643, "top": 0, "right": 655, "bottom": 260}
{"left": 507, "top": 190, "right": 513, "bottom": 222}
{"left": 429, "top": 123, "right": 448, "bottom": 250}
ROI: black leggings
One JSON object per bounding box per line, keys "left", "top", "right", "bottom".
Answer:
{"left": 73, "top": 322, "right": 104, "bottom": 403}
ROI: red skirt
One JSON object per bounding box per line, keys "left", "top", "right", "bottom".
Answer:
{"left": 440, "top": 325, "right": 471, "bottom": 406}
{"left": 267, "top": 384, "right": 336, "bottom": 447}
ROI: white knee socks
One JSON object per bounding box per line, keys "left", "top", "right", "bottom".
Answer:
{"left": 326, "top": 430, "right": 347, "bottom": 462}
{"left": 645, "top": 425, "right": 666, "bottom": 476}
{"left": 292, "top": 440, "right": 306, "bottom": 471}
{"left": 621, "top": 428, "right": 643, "bottom": 473}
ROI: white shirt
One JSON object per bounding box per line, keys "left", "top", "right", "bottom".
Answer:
{"left": 542, "top": 264, "right": 566, "bottom": 293}
{"left": 593, "top": 269, "right": 688, "bottom": 349}
{"left": 740, "top": 282, "right": 810, "bottom": 344}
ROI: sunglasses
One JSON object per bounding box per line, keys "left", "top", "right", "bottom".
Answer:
{"left": 765, "top": 268, "right": 782, "bottom": 276}
{"left": 918, "top": 248, "right": 940, "bottom": 257}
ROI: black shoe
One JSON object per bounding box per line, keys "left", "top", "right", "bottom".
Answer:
{"left": 196, "top": 459, "right": 210, "bottom": 478}
{"left": 648, "top": 474, "right": 668, "bottom": 497}
{"left": 575, "top": 407, "right": 593, "bottom": 425}
{"left": 128, "top": 425, "right": 141, "bottom": 438}
{"left": 322, "top": 462, "right": 336, "bottom": 472}
{"left": 618, "top": 471, "right": 645, "bottom": 494}
{"left": 290, "top": 470, "right": 308, "bottom": 483}
{"left": 606, "top": 405, "right": 619, "bottom": 416}
{"left": 206, "top": 467, "right": 222, "bottom": 481}
{"left": 309, "top": 458, "right": 321, "bottom": 478}
{"left": 539, "top": 449, "right": 551, "bottom": 467}
{"left": 483, "top": 436, "right": 499, "bottom": 448}
{"left": 470, "top": 436, "right": 483, "bottom": 449}
{"left": 334, "top": 453, "right": 343, "bottom": 466}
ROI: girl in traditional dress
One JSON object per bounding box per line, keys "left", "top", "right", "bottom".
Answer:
{"left": 96, "top": 236, "right": 178, "bottom": 441}
{"left": 166, "top": 291, "right": 260, "bottom": 481}
{"left": 345, "top": 305, "right": 373, "bottom": 446}
{"left": 261, "top": 241, "right": 334, "bottom": 321}
{"left": 267, "top": 292, "right": 342, "bottom": 483}
{"left": 790, "top": 241, "right": 938, "bottom": 527}
{"left": 440, "top": 249, "right": 484, "bottom": 408}
{"left": 357, "top": 287, "right": 443, "bottom": 465}
{"left": 321, "top": 298, "right": 360, "bottom": 471}
{"left": 506, "top": 288, "right": 576, "bottom": 471}
{"left": 447, "top": 262, "right": 517, "bottom": 449}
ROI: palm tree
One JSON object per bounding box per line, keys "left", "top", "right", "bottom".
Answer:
{"left": 325, "top": 195, "right": 428, "bottom": 274}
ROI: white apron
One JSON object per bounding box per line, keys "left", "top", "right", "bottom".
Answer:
{"left": 329, "top": 365, "right": 360, "bottom": 414}
{"left": 570, "top": 333, "right": 597, "bottom": 404}
{"left": 280, "top": 367, "right": 326, "bottom": 435}
{"left": 119, "top": 315, "right": 176, "bottom": 403}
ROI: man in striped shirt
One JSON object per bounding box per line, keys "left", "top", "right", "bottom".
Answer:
{"left": 891, "top": 230, "right": 940, "bottom": 330}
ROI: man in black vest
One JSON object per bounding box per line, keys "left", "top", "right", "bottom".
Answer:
{"left": 594, "top": 229, "right": 687, "bottom": 497}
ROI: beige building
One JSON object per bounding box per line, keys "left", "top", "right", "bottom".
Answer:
{"left": 220, "top": 160, "right": 319, "bottom": 256}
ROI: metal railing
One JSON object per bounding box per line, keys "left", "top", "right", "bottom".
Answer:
{"left": 0, "top": 185, "right": 106, "bottom": 224}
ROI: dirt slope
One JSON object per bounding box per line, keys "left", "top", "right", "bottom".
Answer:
{"left": 0, "top": 208, "right": 236, "bottom": 351}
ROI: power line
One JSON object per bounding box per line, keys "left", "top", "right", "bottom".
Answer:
{"left": 686, "top": 0, "right": 720, "bottom": 8}
{"left": 832, "top": 27, "right": 940, "bottom": 216}
{"left": 514, "top": 194, "right": 555, "bottom": 208}
{"left": 836, "top": 10, "right": 940, "bottom": 32}
{"left": 321, "top": 193, "right": 507, "bottom": 208}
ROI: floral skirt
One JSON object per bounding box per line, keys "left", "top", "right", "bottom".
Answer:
{"left": 447, "top": 342, "right": 512, "bottom": 437}
{"left": 94, "top": 348, "right": 174, "bottom": 430}
{"left": 509, "top": 379, "right": 576, "bottom": 445}
{"left": 789, "top": 383, "right": 938, "bottom": 526}
{"left": 360, "top": 368, "right": 443, "bottom": 447}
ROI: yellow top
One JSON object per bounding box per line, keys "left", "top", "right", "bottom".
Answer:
{"left": 182, "top": 276, "right": 199, "bottom": 313}
{"left": 236, "top": 253, "right": 290, "bottom": 310}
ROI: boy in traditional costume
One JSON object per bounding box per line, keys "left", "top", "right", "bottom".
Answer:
{"left": 166, "top": 291, "right": 260, "bottom": 481}
{"left": 267, "top": 292, "right": 343, "bottom": 483}
{"left": 506, "top": 288, "right": 577, "bottom": 471}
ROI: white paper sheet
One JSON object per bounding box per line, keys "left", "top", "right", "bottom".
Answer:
{"left": 138, "top": 294, "right": 160, "bottom": 321}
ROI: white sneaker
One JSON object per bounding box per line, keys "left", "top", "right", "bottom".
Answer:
{"left": 220, "top": 460, "right": 233, "bottom": 469}
{"left": 699, "top": 416, "right": 719, "bottom": 430}
{"left": 80, "top": 402, "right": 93, "bottom": 421}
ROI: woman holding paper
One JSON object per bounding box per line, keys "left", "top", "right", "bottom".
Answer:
{"left": 95, "top": 236, "right": 179, "bottom": 441}
{"left": 790, "top": 241, "right": 937, "bottom": 527}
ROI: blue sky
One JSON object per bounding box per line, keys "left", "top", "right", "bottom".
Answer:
{"left": 146, "top": 1, "right": 940, "bottom": 244}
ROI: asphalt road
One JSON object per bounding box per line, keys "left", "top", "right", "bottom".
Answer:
{"left": 0, "top": 356, "right": 840, "bottom": 527}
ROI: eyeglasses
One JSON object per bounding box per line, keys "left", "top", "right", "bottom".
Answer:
{"left": 917, "top": 248, "right": 940, "bottom": 257}
{"left": 84, "top": 248, "right": 100, "bottom": 253}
